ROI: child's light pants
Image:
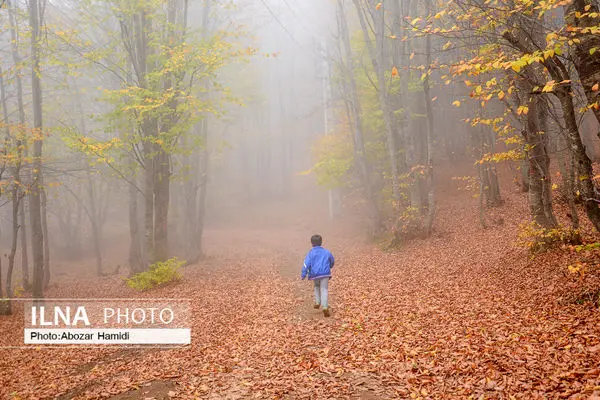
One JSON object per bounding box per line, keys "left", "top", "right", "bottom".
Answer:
{"left": 313, "top": 277, "right": 329, "bottom": 309}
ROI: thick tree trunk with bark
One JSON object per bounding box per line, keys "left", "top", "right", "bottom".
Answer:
{"left": 566, "top": 0, "right": 600, "bottom": 128}
{"left": 521, "top": 94, "right": 558, "bottom": 228}
{"left": 504, "top": 22, "right": 600, "bottom": 231}
{"left": 557, "top": 133, "right": 580, "bottom": 228}
{"left": 557, "top": 89, "right": 600, "bottom": 230}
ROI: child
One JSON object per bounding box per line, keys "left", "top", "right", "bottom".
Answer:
{"left": 301, "top": 234, "right": 335, "bottom": 317}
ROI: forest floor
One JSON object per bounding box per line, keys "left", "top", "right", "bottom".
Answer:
{"left": 2, "top": 164, "right": 600, "bottom": 399}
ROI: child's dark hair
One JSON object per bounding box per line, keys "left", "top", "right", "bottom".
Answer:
{"left": 311, "top": 234, "right": 323, "bottom": 247}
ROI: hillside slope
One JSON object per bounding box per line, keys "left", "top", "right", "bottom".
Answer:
{"left": 1, "top": 164, "right": 600, "bottom": 399}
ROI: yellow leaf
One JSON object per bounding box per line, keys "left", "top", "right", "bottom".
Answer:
{"left": 593, "top": 83, "right": 599, "bottom": 91}
{"left": 376, "top": 2, "right": 382, "bottom": 10}
{"left": 498, "top": 90, "right": 505, "bottom": 100}
{"left": 410, "top": 52, "right": 415, "bottom": 60}
{"left": 296, "top": 169, "right": 312, "bottom": 176}
{"left": 452, "top": 100, "right": 461, "bottom": 107}
{"left": 391, "top": 66, "right": 399, "bottom": 77}
{"left": 542, "top": 80, "right": 556, "bottom": 93}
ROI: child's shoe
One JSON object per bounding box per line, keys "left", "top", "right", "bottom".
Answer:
{"left": 323, "top": 308, "right": 330, "bottom": 317}
{"left": 314, "top": 304, "right": 320, "bottom": 309}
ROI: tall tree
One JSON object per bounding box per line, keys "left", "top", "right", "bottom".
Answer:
{"left": 337, "top": 0, "right": 382, "bottom": 235}
{"left": 29, "top": 0, "right": 45, "bottom": 299}
{"left": 8, "top": 0, "right": 30, "bottom": 290}
{"left": 353, "top": 0, "right": 401, "bottom": 204}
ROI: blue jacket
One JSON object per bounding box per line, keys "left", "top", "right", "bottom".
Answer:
{"left": 301, "top": 246, "right": 335, "bottom": 280}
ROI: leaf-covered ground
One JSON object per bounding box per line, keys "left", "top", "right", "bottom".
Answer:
{"left": 1, "top": 169, "right": 600, "bottom": 399}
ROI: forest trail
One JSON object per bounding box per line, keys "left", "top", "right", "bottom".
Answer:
{"left": 2, "top": 169, "right": 600, "bottom": 399}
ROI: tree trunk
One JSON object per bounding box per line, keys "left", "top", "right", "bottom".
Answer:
{"left": 337, "top": 0, "right": 382, "bottom": 235}
{"left": 195, "top": 118, "right": 209, "bottom": 261}
{"left": 353, "top": 0, "right": 401, "bottom": 203}
{"left": 8, "top": 0, "right": 30, "bottom": 290}
{"left": 520, "top": 159, "right": 530, "bottom": 192}
{"left": 0, "top": 64, "right": 20, "bottom": 315}
{"left": 29, "top": 0, "right": 44, "bottom": 299}
{"left": 476, "top": 101, "right": 503, "bottom": 207}
{"left": 84, "top": 164, "right": 103, "bottom": 275}
{"left": 144, "top": 139, "right": 155, "bottom": 265}
{"left": 557, "top": 129, "right": 580, "bottom": 228}
{"left": 565, "top": 0, "right": 600, "bottom": 128}
{"left": 423, "top": 0, "right": 436, "bottom": 235}
{"left": 399, "top": 0, "right": 423, "bottom": 213}
{"left": 183, "top": 148, "right": 199, "bottom": 261}
{"left": 41, "top": 185, "right": 50, "bottom": 289}
{"left": 90, "top": 217, "right": 103, "bottom": 276}
{"left": 477, "top": 163, "right": 488, "bottom": 228}
{"left": 482, "top": 144, "right": 502, "bottom": 206}
{"left": 504, "top": 23, "right": 600, "bottom": 231}
{"left": 185, "top": 0, "right": 212, "bottom": 263}
{"left": 557, "top": 88, "right": 600, "bottom": 230}
{"left": 521, "top": 94, "right": 558, "bottom": 228}
{"left": 6, "top": 188, "right": 22, "bottom": 315}
{"left": 153, "top": 149, "right": 170, "bottom": 262}
{"left": 129, "top": 176, "right": 143, "bottom": 273}
{"left": 19, "top": 199, "right": 29, "bottom": 289}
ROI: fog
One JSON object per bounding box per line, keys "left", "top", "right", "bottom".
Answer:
{"left": 3, "top": 0, "right": 600, "bottom": 397}
{"left": 0, "top": 0, "right": 599, "bottom": 292}
{"left": 0, "top": 0, "right": 341, "bottom": 285}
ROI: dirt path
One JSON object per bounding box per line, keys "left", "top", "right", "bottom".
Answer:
{"left": 2, "top": 175, "right": 600, "bottom": 399}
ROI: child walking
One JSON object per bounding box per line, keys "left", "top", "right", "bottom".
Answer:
{"left": 301, "top": 234, "right": 335, "bottom": 317}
